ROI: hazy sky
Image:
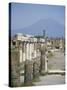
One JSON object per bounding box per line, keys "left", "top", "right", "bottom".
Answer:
{"left": 11, "top": 3, "right": 65, "bottom": 31}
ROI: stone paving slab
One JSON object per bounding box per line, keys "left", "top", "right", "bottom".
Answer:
{"left": 48, "top": 51, "right": 65, "bottom": 70}
{"left": 34, "top": 75, "right": 65, "bottom": 86}
{"left": 48, "top": 70, "right": 65, "bottom": 74}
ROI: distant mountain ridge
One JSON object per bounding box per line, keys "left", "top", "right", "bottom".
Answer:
{"left": 11, "top": 18, "right": 65, "bottom": 38}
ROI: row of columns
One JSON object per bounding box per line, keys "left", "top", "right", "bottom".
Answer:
{"left": 10, "top": 42, "right": 48, "bottom": 87}
{"left": 24, "top": 50, "right": 48, "bottom": 86}
{"left": 19, "top": 42, "right": 39, "bottom": 62}
{"left": 19, "top": 42, "right": 48, "bottom": 72}
{"left": 24, "top": 60, "right": 40, "bottom": 86}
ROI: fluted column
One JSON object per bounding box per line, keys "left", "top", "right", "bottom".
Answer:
{"left": 19, "top": 43, "right": 23, "bottom": 63}
{"left": 45, "top": 54, "right": 48, "bottom": 72}
{"left": 23, "top": 42, "right": 27, "bottom": 61}
{"left": 26, "top": 43, "right": 29, "bottom": 60}
{"left": 34, "top": 43, "right": 37, "bottom": 58}
{"left": 29, "top": 43, "right": 32, "bottom": 60}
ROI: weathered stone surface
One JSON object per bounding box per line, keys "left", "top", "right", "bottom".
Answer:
{"left": 10, "top": 50, "right": 20, "bottom": 87}
{"left": 33, "top": 60, "right": 40, "bottom": 80}
{"left": 24, "top": 60, "right": 33, "bottom": 85}
{"left": 40, "top": 51, "right": 45, "bottom": 74}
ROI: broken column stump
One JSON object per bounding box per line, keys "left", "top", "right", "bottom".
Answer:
{"left": 40, "top": 51, "right": 46, "bottom": 75}
{"left": 33, "top": 59, "right": 40, "bottom": 81}
{"left": 10, "top": 49, "right": 20, "bottom": 87}
{"left": 24, "top": 60, "right": 33, "bottom": 86}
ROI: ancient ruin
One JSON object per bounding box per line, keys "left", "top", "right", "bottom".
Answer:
{"left": 10, "top": 32, "right": 65, "bottom": 87}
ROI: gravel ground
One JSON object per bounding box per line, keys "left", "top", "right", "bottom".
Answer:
{"left": 34, "top": 51, "right": 65, "bottom": 86}
{"left": 48, "top": 51, "right": 65, "bottom": 70}
{"left": 34, "top": 74, "right": 65, "bottom": 86}
{"left": 20, "top": 51, "right": 65, "bottom": 86}
{"left": 20, "top": 74, "right": 65, "bottom": 86}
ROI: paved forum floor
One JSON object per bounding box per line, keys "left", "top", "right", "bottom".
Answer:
{"left": 34, "top": 74, "right": 65, "bottom": 86}
{"left": 20, "top": 51, "right": 65, "bottom": 86}
{"left": 34, "top": 51, "right": 65, "bottom": 86}
{"left": 48, "top": 51, "right": 65, "bottom": 70}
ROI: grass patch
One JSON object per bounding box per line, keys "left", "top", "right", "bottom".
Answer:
{"left": 32, "top": 78, "right": 40, "bottom": 82}
{"left": 48, "top": 51, "right": 54, "bottom": 59}
{"left": 40, "top": 71, "right": 48, "bottom": 76}
{"left": 21, "top": 82, "right": 35, "bottom": 87}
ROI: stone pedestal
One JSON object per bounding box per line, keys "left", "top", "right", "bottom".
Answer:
{"left": 24, "top": 60, "right": 33, "bottom": 86}
{"left": 10, "top": 50, "right": 20, "bottom": 87}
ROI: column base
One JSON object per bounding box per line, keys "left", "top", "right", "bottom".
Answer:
{"left": 40, "top": 70, "right": 48, "bottom": 76}
{"left": 24, "top": 81, "right": 34, "bottom": 86}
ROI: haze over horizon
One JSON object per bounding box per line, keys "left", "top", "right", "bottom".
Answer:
{"left": 10, "top": 3, "right": 65, "bottom": 38}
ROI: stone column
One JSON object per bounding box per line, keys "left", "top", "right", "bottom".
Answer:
{"left": 31, "top": 43, "right": 34, "bottom": 59}
{"left": 34, "top": 43, "right": 37, "bottom": 58}
{"left": 40, "top": 51, "right": 48, "bottom": 74}
{"left": 45, "top": 55, "right": 48, "bottom": 72}
{"left": 40, "top": 50, "right": 45, "bottom": 74}
{"left": 24, "top": 60, "right": 33, "bottom": 86}
{"left": 33, "top": 60, "right": 39, "bottom": 81}
{"left": 10, "top": 50, "right": 20, "bottom": 87}
{"left": 23, "top": 42, "right": 27, "bottom": 61}
{"left": 25, "top": 42, "right": 27, "bottom": 60}
{"left": 26, "top": 43, "right": 29, "bottom": 60}
{"left": 29, "top": 43, "right": 32, "bottom": 60}
{"left": 19, "top": 43, "right": 23, "bottom": 63}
